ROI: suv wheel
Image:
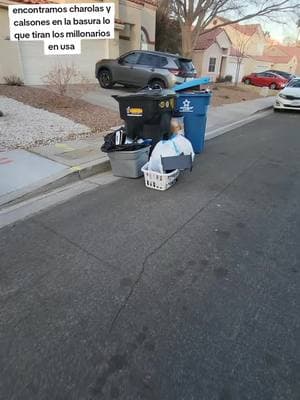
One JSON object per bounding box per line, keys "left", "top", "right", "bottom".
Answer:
{"left": 98, "top": 69, "right": 113, "bottom": 89}
{"left": 269, "top": 83, "right": 277, "bottom": 90}
{"left": 149, "top": 79, "right": 166, "bottom": 90}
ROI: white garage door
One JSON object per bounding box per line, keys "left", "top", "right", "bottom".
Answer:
{"left": 254, "top": 64, "right": 271, "bottom": 73}
{"left": 226, "top": 60, "right": 245, "bottom": 82}
{"left": 19, "top": 40, "right": 108, "bottom": 85}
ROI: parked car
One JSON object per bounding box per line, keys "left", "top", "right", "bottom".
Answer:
{"left": 274, "top": 77, "right": 300, "bottom": 111}
{"left": 242, "top": 72, "right": 288, "bottom": 90}
{"left": 263, "top": 69, "right": 296, "bottom": 81}
{"left": 95, "top": 50, "right": 197, "bottom": 89}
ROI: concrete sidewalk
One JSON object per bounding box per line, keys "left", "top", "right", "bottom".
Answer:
{"left": 0, "top": 96, "right": 274, "bottom": 208}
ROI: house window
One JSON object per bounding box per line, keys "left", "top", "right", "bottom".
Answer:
{"left": 208, "top": 57, "right": 216, "bottom": 72}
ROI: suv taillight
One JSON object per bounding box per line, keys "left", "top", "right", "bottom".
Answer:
{"left": 169, "top": 68, "right": 196, "bottom": 78}
{"left": 168, "top": 68, "right": 181, "bottom": 76}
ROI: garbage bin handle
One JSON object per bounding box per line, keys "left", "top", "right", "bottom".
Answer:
{"left": 137, "top": 85, "right": 163, "bottom": 93}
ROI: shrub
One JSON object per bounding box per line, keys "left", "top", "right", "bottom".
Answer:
{"left": 3, "top": 75, "right": 24, "bottom": 86}
{"left": 42, "top": 63, "right": 89, "bottom": 98}
{"left": 224, "top": 75, "right": 233, "bottom": 82}
{"left": 216, "top": 75, "right": 233, "bottom": 83}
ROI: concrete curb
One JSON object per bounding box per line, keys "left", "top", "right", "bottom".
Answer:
{"left": 205, "top": 106, "right": 273, "bottom": 141}
{"left": 0, "top": 156, "right": 111, "bottom": 209}
{"left": 0, "top": 106, "right": 273, "bottom": 209}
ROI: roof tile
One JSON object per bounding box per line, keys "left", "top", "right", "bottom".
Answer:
{"left": 12, "top": 0, "right": 55, "bottom": 3}
{"left": 254, "top": 54, "right": 291, "bottom": 63}
{"left": 194, "top": 27, "right": 225, "bottom": 50}
{"left": 232, "top": 23, "right": 260, "bottom": 36}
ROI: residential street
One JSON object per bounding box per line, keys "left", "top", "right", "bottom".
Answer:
{"left": 1, "top": 112, "right": 300, "bottom": 399}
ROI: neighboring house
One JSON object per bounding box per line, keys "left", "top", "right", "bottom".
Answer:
{"left": 205, "top": 17, "right": 268, "bottom": 80}
{"left": 248, "top": 54, "right": 298, "bottom": 74}
{"left": 263, "top": 44, "right": 300, "bottom": 74}
{"left": 0, "top": 0, "right": 157, "bottom": 84}
{"left": 210, "top": 17, "right": 266, "bottom": 57}
{"left": 227, "top": 47, "right": 247, "bottom": 82}
{"left": 192, "top": 28, "right": 232, "bottom": 81}
{"left": 209, "top": 17, "right": 300, "bottom": 77}
{"left": 192, "top": 27, "right": 248, "bottom": 82}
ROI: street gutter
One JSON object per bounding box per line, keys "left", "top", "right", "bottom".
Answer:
{"left": 0, "top": 106, "right": 274, "bottom": 210}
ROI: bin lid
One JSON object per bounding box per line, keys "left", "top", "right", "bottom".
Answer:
{"left": 161, "top": 154, "right": 193, "bottom": 171}
{"left": 112, "top": 88, "right": 176, "bottom": 102}
{"left": 174, "top": 77, "right": 212, "bottom": 92}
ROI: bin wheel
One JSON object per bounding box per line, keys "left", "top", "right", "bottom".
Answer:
{"left": 98, "top": 69, "right": 114, "bottom": 89}
{"left": 149, "top": 79, "right": 166, "bottom": 90}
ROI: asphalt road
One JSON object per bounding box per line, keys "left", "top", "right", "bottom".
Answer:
{"left": 1, "top": 112, "right": 300, "bottom": 400}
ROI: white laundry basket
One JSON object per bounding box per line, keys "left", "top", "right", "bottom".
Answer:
{"left": 141, "top": 162, "right": 179, "bottom": 191}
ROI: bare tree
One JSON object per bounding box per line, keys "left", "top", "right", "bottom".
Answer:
{"left": 283, "top": 35, "right": 297, "bottom": 45}
{"left": 156, "top": 0, "right": 181, "bottom": 53}
{"left": 297, "top": 17, "right": 300, "bottom": 42}
{"left": 166, "top": 0, "right": 300, "bottom": 57}
{"left": 42, "top": 63, "right": 90, "bottom": 99}
{"left": 233, "top": 35, "right": 251, "bottom": 85}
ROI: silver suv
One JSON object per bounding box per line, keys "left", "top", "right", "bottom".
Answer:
{"left": 95, "top": 50, "right": 197, "bottom": 89}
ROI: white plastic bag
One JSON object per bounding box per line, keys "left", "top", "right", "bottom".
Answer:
{"left": 148, "top": 134, "right": 194, "bottom": 173}
{"left": 173, "top": 134, "right": 195, "bottom": 161}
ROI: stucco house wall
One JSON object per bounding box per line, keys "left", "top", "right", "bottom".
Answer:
{"left": 192, "top": 28, "right": 231, "bottom": 81}
{"left": 0, "top": 6, "right": 24, "bottom": 83}
{"left": 193, "top": 43, "right": 225, "bottom": 80}
{"left": 0, "top": 0, "right": 157, "bottom": 84}
{"left": 119, "top": 0, "right": 155, "bottom": 54}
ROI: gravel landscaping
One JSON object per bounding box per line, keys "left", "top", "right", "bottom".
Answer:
{"left": 0, "top": 96, "right": 91, "bottom": 149}
{"left": 0, "top": 85, "right": 122, "bottom": 133}
{"left": 210, "top": 83, "right": 276, "bottom": 106}
{"left": 0, "top": 83, "right": 275, "bottom": 149}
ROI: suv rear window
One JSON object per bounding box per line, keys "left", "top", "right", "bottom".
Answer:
{"left": 158, "top": 56, "right": 168, "bottom": 67}
{"left": 177, "top": 58, "right": 195, "bottom": 72}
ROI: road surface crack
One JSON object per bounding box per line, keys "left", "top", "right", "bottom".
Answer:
{"left": 108, "top": 156, "right": 261, "bottom": 334}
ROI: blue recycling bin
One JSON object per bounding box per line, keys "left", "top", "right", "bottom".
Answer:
{"left": 174, "top": 77, "right": 212, "bottom": 154}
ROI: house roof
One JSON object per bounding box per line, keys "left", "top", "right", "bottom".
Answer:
{"left": 232, "top": 23, "right": 261, "bottom": 36}
{"left": 273, "top": 45, "right": 300, "bottom": 59}
{"left": 215, "top": 16, "right": 231, "bottom": 24}
{"left": 266, "top": 38, "right": 281, "bottom": 45}
{"left": 4, "top": 0, "right": 157, "bottom": 5}
{"left": 2, "top": 0, "right": 55, "bottom": 3}
{"left": 214, "top": 16, "right": 262, "bottom": 37}
{"left": 230, "top": 47, "right": 246, "bottom": 57}
{"left": 194, "top": 27, "right": 229, "bottom": 50}
{"left": 127, "top": 0, "right": 157, "bottom": 6}
{"left": 254, "top": 54, "right": 291, "bottom": 63}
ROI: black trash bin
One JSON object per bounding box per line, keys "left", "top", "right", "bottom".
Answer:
{"left": 112, "top": 88, "right": 177, "bottom": 142}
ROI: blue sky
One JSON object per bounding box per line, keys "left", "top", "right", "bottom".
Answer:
{"left": 226, "top": 8, "right": 299, "bottom": 43}
{"left": 260, "top": 18, "right": 299, "bottom": 42}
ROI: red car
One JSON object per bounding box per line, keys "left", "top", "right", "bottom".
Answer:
{"left": 242, "top": 72, "right": 288, "bottom": 90}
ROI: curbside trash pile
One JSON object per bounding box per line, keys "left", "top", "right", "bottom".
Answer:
{"left": 102, "top": 78, "right": 212, "bottom": 190}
